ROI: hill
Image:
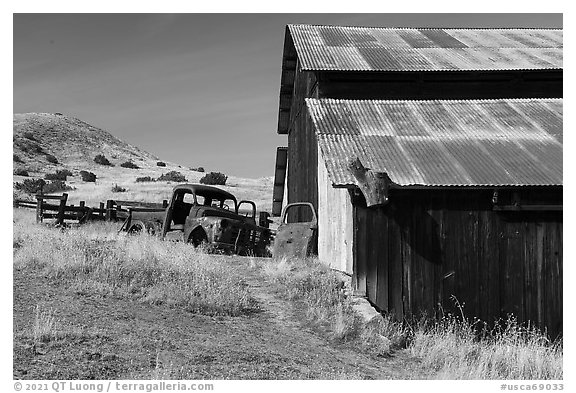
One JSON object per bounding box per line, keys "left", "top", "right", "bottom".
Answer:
{"left": 13, "top": 112, "right": 273, "bottom": 212}
{"left": 13, "top": 113, "right": 158, "bottom": 169}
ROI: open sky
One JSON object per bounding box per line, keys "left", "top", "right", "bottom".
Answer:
{"left": 13, "top": 13, "right": 562, "bottom": 178}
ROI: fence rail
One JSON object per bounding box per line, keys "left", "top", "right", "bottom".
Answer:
{"left": 14, "top": 194, "right": 168, "bottom": 226}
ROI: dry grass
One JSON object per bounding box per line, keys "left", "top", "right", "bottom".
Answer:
{"left": 13, "top": 209, "right": 256, "bottom": 316}
{"left": 262, "top": 257, "right": 361, "bottom": 340}
{"left": 24, "top": 304, "right": 106, "bottom": 345}
{"left": 33, "top": 305, "right": 57, "bottom": 343}
{"left": 259, "top": 256, "right": 563, "bottom": 379}
{"left": 410, "top": 314, "right": 563, "bottom": 379}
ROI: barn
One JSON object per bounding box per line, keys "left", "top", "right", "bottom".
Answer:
{"left": 272, "top": 25, "right": 563, "bottom": 337}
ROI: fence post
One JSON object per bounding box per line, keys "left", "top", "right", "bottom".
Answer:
{"left": 35, "top": 196, "right": 43, "bottom": 223}
{"left": 105, "top": 200, "right": 114, "bottom": 222}
{"left": 162, "top": 200, "right": 168, "bottom": 208}
{"left": 56, "top": 193, "right": 68, "bottom": 226}
{"left": 35, "top": 183, "right": 44, "bottom": 223}
{"left": 99, "top": 202, "right": 105, "bottom": 219}
{"left": 79, "top": 201, "right": 85, "bottom": 221}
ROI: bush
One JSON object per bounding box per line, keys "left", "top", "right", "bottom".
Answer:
{"left": 79, "top": 170, "right": 96, "bottom": 182}
{"left": 45, "top": 154, "right": 58, "bottom": 164}
{"left": 15, "top": 180, "right": 74, "bottom": 194}
{"left": 14, "top": 168, "right": 29, "bottom": 177}
{"left": 157, "top": 171, "right": 187, "bottom": 182}
{"left": 111, "top": 184, "right": 126, "bottom": 193}
{"left": 43, "top": 180, "right": 74, "bottom": 193}
{"left": 191, "top": 167, "right": 205, "bottom": 172}
{"left": 120, "top": 161, "right": 139, "bottom": 169}
{"left": 16, "top": 139, "right": 44, "bottom": 154}
{"left": 58, "top": 169, "right": 73, "bottom": 178}
{"left": 200, "top": 172, "right": 227, "bottom": 186}
{"left": 14, "top": 178, "right": 45, "bottom": 194}
{"left": 14, "top": 154, "right": 23, "bottom": 163}
{"left": 45, "top": 170, "right": 70, "bottom": 181}
{"left": 156, "top": 161, "right": 166, "bottom": 167}
{"left": 94, "top": 154, "right": 113, "bottom": 166}
{"left": 23, "top": 131, "right": 36, "bottom": 140}
{"left": 136, "top": 176, "right": 155, "bottom": 183}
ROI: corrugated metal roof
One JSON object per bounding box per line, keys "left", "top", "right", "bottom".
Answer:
{"left": 289, "top": 25, "right": 563, "bottom": 71}
{"left": 306, "top": 98, "right": 563, "bottom": 187}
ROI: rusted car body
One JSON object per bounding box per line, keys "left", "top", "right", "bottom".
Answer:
{"left": 272, "top": 202, "right": 318, "bottom": 259}
{"left": 127, "top": 184, "right": 272, "bottom": 256}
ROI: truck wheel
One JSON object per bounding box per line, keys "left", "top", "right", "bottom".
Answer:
{"left": 188, "top": 229, "right": 208, "bottom": 248}
{"left": 128, "top": 221, "right": 158, "bottom": 235}
{"left": 128, "top": 222, "right": 146, "bottom": 234}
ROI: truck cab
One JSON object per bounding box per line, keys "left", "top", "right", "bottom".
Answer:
{"left": 127, "top": 184, "right": 271, "bottom": 256}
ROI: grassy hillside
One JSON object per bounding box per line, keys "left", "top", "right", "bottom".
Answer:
{"left": 13, "top": 113, "right": 157, "bottom": 169}
{"left": 13, "top": 112, "right": 273, "bottom": 212}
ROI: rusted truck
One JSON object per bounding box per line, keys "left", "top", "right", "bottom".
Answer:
{"left": 124, "top": 184, "right": 273, "bottom": 256}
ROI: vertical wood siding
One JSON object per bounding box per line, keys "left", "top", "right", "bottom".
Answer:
{"left": 317, "top": 151, "right": 354, "bottom": 274}
{"left": 354, "top": 189, "right": 563, "bottom": 338}
{"left": 287, "top": 63, "right": 319, "bottom": 225}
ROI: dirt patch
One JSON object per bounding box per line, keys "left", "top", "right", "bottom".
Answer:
{"left": 13, "top": 258, "right": 423, "bottom": 380}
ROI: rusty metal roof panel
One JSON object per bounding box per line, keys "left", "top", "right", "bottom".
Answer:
{"left": 306, "top": 98, "right": 563, "bottom": 187}
{"left": 288, "top": 25, "right": 562, "bottom": 71}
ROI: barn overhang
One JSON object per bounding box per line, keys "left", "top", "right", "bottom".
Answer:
{"left": 306, "top": 98, "right": 563, "bottom": 193}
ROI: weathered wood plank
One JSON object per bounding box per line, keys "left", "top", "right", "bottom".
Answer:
{"left": 388, "top": 210, "right": 404, "bottom": 319}
{"left": 366, "top": 210, "right": 378, "bottom": 304}
{"left": 375, "top": 208, "right": 389, "bottom": 311}
{"left": 354, "top": 206, "right": 367, "bottom": 297}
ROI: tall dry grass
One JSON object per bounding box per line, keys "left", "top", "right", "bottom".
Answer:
{"left": 262, "top": 257, "right": 361, "bottom": 340}
{"left": 13, "top": 209, "right": 256, "bottom": 316}
{"left": 33, "top": 305, "right": 57, "bottom": 343}
{"left": 260, "top": 256, "right": 563, "bottom": 380}
{"left": 410, "top": 314, "right": 563, "bottom": 379}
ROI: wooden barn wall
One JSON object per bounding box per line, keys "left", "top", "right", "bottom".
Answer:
{"left": 287, "top": 62, "right": 319, "bottom": 224}
{"left": 354, "top": 189, "right": 563, "bottom": 338}
{"left": 317, "top": 70, "right": 563, "bottom": 100}
{"left": 317, "top": 151, "right": 354, "bottom": 274}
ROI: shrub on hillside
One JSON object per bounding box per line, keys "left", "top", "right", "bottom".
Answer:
{"left": 157, "top": 171, "right": 187, "bottom": 182}
{"left": 14, "top": 168, "right": 29, "bottom": 177}
{"left": 136, "top": 176, "right": 155, "bottom": 183}
{"left": 13, "top": 179, "right": 71, "bottom": 194}
{"left": 156, "top": 161, "right": 166, "bottom": 167}
{"left": 45, "top": 170, "right": 70, "bottom": 181}
{"left": 199, "top": 171, "right": 227, "bottom": 186}
{"left": 79, "top": 170, "right": 96, "bottom": 182}
{"left": 23, "top": 131, "right": 36, "bottom": 141}
{"left": 120, "top": 161, "right": 139, "bottom": 169}
{"left": 43, "top": 180, "right": 74, "bottom": 194}
{"left": 45, "top": 154, "right": 59, "bottom": 164}
{"left": 191, "top": 167, "right": 205, "bottom": 172}
{"left": 111, "top": 184, "right": 126, "bottom": 193}
{"left": 13, "top": 154, "right": 23, "bottom": 163}
{"left": 16, "top": 139, "right": 44, "bottom": 154}
{"left": 94, "top": 154, "right": 113, "bottom": 166}
{"left": 58, "top": 169, "right": 73, "bottom": 178}
{"left": 14, "top": 178, "right": 45, "bottom": 194}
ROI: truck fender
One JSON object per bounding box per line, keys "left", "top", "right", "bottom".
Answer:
{"left": 185, "top": 224, "right": 208, "bottom": 245}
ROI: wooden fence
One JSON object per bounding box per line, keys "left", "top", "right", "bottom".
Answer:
{"left": 14, "top": 193, "right": 168, "bottom": 227}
